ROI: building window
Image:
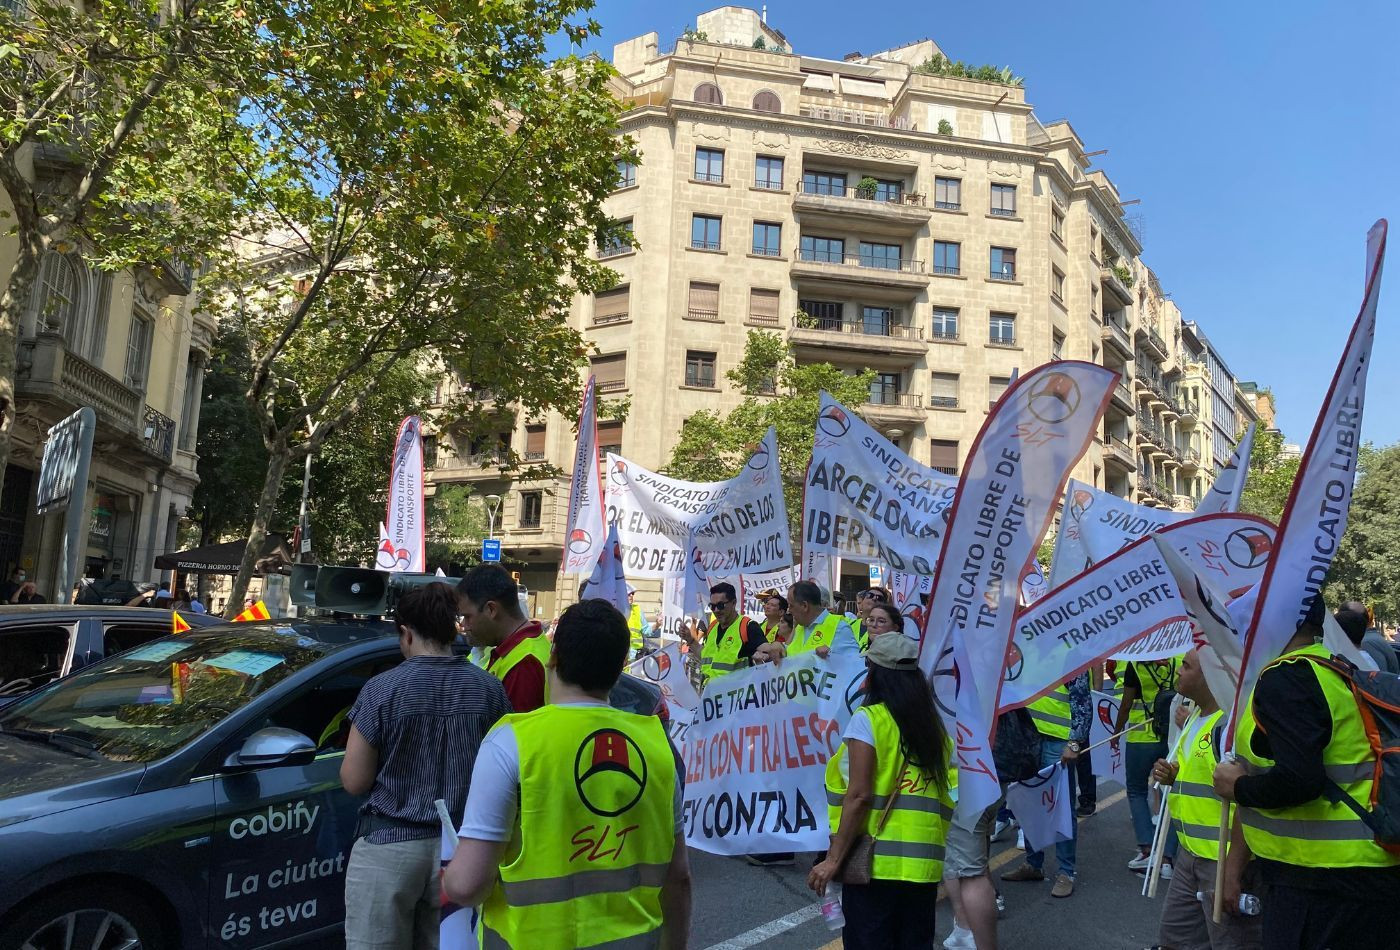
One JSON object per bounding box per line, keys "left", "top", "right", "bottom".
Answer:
{"left": 694, "top": 147, "right": 724, "bottom": 183}
{"left": 988, "top": 375, "right": 1011, "bottom": 409}
{"left": 799, "top": 299, "right": 842, "bottom": 331}
{"left": 1052, "top": 206, "right": 1065, "bottom": 240}
{"left": 932, "top": 307, "right": 959, "bottom": 340}
{"left": 755, "top": 155, "right": 784, "bottom": 190}
{"left": 1053, "top": 331, "right": 1065, "bottom": 360}
{"left": 862, "top": 306, "right": 894, "bottom": 336}
{"left": 869, "top": 372, "right": 901, "bottom": 405}
{"left": 989, "top": 312, "right": 1016, "bottom": 346}
{"left": 930, "top": 439, "right": 959, "bottom": 475}
{"left": 934, "top": 177, "right": 961, "bottom": 211}
{"left": 799, "top": 234, "right": 844, "bottom": 263}
{"left": 124, "top": 311, "right": 153, "bottom": 391}
{"left": 598, "top": 218, "right": 633, "bottom": 258}
{"left": 32, "top": 251, "right": 81, "bottom": 339}
{"left": 686, "top": 281, "right": 720, "bottom": 321}
{"left": 933, "top": 241, "right": 960, "bottom": 275}
{"left": 592, "top": 284, "right": 630, "bottom": 325}
{"left": 524, "top": 425, "right": 546, "bottom": 461}
{"left": 990, "top": 183, "right": 1017, "bottom": 216}
{"left": 802, "top": 170, "right": 846, "bottom": 196}
{"left": 990, "top": 246, "right": 1017, "bottom": 280}
{"left": 520, "top": 491, "right": 543, "bottom": 528}
{"left": 930, "top": 372, "right": 959, "bottom": 409}
{"left": 1090, "top": 223, "right": 1101, "bottom": 260}
{"left": 859, "top": 241, "right": 902, "bottom": 271}
{"left": 753, "top": 90, "right": 782, "bottom": 113}
{"left": 752, "top": 221, "right": 782, "bottom": 256}
{"left": 178, "top": 353, "right": 204, "bottom": 452}
{"left": 597, "top": 420, "right": 623, "bottom": 457}
{"left": 590, "top": 353, "right": 627, "bottom": 393}
{"left": 1052, "top": 267, "right": 1066, "bottom": 301}
{"left": 872, "top": 179, "right": 903, "bottom": 203}
{"left": 694, "top": 82, "right": 723, "bottom": 105}
{"left": 685, "top": 350, "right": 717, "bottom": 389}
{"left": 615, "top": 159, "right": 637, "bottom": 189}
{"left": 748, "top": 288, "right": 781, "bottom": 326}
{"left": 690, "top": 214, "right": 722, "bottom": 250}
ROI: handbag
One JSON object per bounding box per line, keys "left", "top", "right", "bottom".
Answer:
{"left": 832, "top": 757, "right": 907, "bottom": 885}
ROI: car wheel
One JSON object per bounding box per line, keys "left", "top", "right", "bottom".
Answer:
{"left": 0, "top": 885, "right": 167, "bottom": 950}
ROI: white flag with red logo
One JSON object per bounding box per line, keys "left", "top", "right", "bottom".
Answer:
{"left": 562, "top": 377, "right": 606, "bottom": 576}
{"left": 628, "top": 641, "right": 700, "bottom": 714}
{"left": 1004, "top": 762, "right": 1075, "bottom": 853}
{"left": 381, "top": 415, "right": 425, "bottom": 572}
{"left": 580, "top": 521, "right": 630, "bottom": 616}
{"left": 1195, "top": 423, "right": 1256, "bottom": 516}
{"left": 1088, "top": 690, "right": 1127, "bottom": 785}
{"left": 1229, "top": 220, "right": 1386, "bottom": 744}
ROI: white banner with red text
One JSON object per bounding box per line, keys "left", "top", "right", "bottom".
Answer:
{"left": 562, "top": 376, "right": 607, "bottom": 575}
{"left": 1047, "top": 479, "right": 1185, "bottom": 587}
{"left": 380, "top": 415, "right": 425, "bottom": 572}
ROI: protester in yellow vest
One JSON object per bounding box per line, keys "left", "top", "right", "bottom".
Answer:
{"left": 849, "top": 587, "right": 889, "bottom": 653}
{"left": 444, "top": 598, "right": 692, "bottom": 950}
{"left": 810, "top": 633, "right": 953, "bottom": 947}
{"left": 1147, "top": 649, "right": 1262, "bottom": 950}
{"left": 759, "top": 590, "right": 788, "bottom": 642}
{"left": 626, "top": 585, "right": 651, "bottom": 658}
{"left": 752, "top": 580, "right": 860, "bottom": 664}
{"left": 698, "top": 582, "right": 764, "bottom": 685}
{"left": 1213, "top": 598, "right": 1400, "bottom": 948}
{"left": 1111, "top": 655, "right": 1182, "bottom": 874}
{"left": 459, "top": 565, "right": 550, "bottom": 711}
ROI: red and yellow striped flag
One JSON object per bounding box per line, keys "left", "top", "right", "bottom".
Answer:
{"left": 232, "top": 600, "right": 272, "bottom": 622}
{"left": 172, "top": 610, "right": 192, "bottom": 634}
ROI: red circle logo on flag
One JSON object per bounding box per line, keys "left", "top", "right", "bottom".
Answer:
{"left": 609, "top": 459, "right": 630, "bottom": 486}
{"left": 1026, "top": 372, "right": 1082, "bottom": 425}
{"left": 817, "top": 405, "right": 851, "bottom": 438}
{"left": 746, "top": 441, "right": 771, "bottom": 471}
{"left": 567, "top": 528, "right": 593, "bottom": 555}
{"left": 1225, "top": 527, "right": 1273, "bottom": 570}
{"left": 574, "top": 728, "right": 648, "bottom": 817}
{"left": 1004, "top": 641, "right": 1024, "bottom": 682}
{"left": 642, "top": 651, "right": 671, "bottom": 680}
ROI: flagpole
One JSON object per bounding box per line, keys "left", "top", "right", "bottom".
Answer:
{"left": 1081, "top": 719, "right": 1151, "bottom": 755}
{"left": 1144, "top": 789, "right": 1171, "bottom": 898}
{"left": 1212, "top": 806, "right": 1229, "bottom": 923}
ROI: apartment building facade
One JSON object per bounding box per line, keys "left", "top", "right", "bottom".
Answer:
{"left": 427, "top": 6, "right": 1259, "bottom": 618}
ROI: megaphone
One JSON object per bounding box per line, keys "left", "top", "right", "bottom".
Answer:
{"left": 315, "top": 567, "right": 389, "bottom": 615}
{"left": 289, "top": 564, "right": 319, "bottom": 607}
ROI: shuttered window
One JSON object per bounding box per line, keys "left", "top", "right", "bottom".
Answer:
{"left": 989, "top": 375, "right": 1011, "bottom": 408}
{"left": 748, "top": 288, "right": 780, "bottom": 326}
{"left": 930, "top": 373, "right": 959, "bottom": 409}
{"left": 687, "top": 281, "right": 720, "bottom": 321}
{"left": 525, "top": 425, "right": 546, "bottom": 459}
{"left": 930, "top": 439, "right": 959, "bottom": 475}
{"left": 591, "top": 353, "right": 626, "bottom": 393}
{"left": 593, "top": 285, "right": 630, "bottom": 325}
{"left": 597, "top": 420, "right": 623, "bottom": 456}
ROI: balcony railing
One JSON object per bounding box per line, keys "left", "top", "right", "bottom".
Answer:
{"left": 988, "top": 267, "right": 1017, "bottom": 281}
{"left": 799, "top": 104, "right": 915, "bottom": 129}
{"left": 596, "top": 378, "right": 626, "bottom": 393}
{"left": 932, "top": 263, "right": 961, "bottom": 276}
{"left": 141, "top": 407, "right": 175, "bottom": 463}
{"left": 524, "top": 450, "right": 546, "bottom": 462}
{"left": 747, "top": 312, "right": 781, "bottom": 327}
{"left": 928, "top": 395, "right": 959, "bottom": 409}
{"left": 686, "top": 308, "right": 721, "bottom": 322}
{"left": 1101, "top": 316, "right": 1132, "bottom": 352}
{"left": 934, "top": 200, "right": 961, "bottom": 211}
{"left": 591, "top": 312, "right": 629, "bottom": 327}
{"left": 598, "top": 243, "right": 632, "bottom": 259}
{"left": 793, "top": 315, "right": 924, "bottom": 341}
{"left": 931, "top": 327, "right": 960, "bottom": 341}
{"left": 866, "top": 391, "right": 921, "bottom": 408}
{"left": 796, "top": 251, "right": 927, "bottom": 274}
{"left": 16, "top": 333, "right": 142, "bottom": 437}
{"left": 690, "top": 238, "right": 722, "bottom": 251}
{"left": 1113, "top": 381, "right": 1133, "bottom": 405}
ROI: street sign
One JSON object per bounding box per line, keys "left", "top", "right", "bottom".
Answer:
{"left": 482, "top": 538, "right": 502, "bottom": 562}
{"left": 868, "top": 563, "right": 884, "bottom": 586}
{"left": 37, "top": 408, "right": 96, "bottom": 606}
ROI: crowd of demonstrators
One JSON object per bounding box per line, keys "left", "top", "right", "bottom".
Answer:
{"left": 340, "top": 583, "right": 511, "bottom": 950}
{"left": 1114, "top": 656, "right": 1183, "bottom": 877}
{"left": 753, "top": 579, "right": 860, "bottom": 663}
{"left": 459, "top": 564, "right": 550, "bottom": 712}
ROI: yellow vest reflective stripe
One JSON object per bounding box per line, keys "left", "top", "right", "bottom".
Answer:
{"left": 700, "top": 616, "right": 746, "bottom": 683}
{"left": 1028, "top": 685, "right": 1072, "bottom": 740}
{"left": 486, "top": 633, "right": 552, "bottom": 705}
{"left": 824, "top": 703, "right": 953, "bottom": 883}
{"left": 482, "top": 705, "right": 676, "bottom": 950}
{"left": 852, "top": 619, "right": 870, "bottom": 654}
{"left": 1236, "top": 643, "right": 1398, "bottom": 868}
{"left": 627, "top": 605, "right": 645, "bottom": 653}
{"left": 1127, "top": 658, "right": 1179, "bottom": 744}
{"left": 761, "top": 619, "right": 781, "bottom": 643}
{"left": 790, "top": 613, "right": 842, "bottom": 656}
{"left": 1170, "top": 708, "right": 1229, "bottom": 860}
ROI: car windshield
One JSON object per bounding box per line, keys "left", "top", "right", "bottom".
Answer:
{"left": 0, "top": 628, "right": 334, "bottom": 763}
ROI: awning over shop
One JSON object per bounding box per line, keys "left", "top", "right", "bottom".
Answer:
{"left": 154, "top": 534, "right": 291, "bottom": 575}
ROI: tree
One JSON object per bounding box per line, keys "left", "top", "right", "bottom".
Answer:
{"left": 1238, "top": 428, "right": 1300, "bottom": 523}
{"left": 664, "top": 330, "right": 875, "bottom": 546}
{"left": 425, "top": 483, "right": 490, "bottom": 572}
{"left": 203, "top": 1, "right": 631, "bottom": 615}
{"left": 0, "top": 0, "right": 251, "bottom": 476}
{"left": 1326, "top": 443, "right": 1400, "bottom": 624}
{"left": 189, "top": 321, "right": 268, "bottom": 543}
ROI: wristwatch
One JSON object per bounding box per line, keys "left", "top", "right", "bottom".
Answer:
{"left": 1066, "top": 741, "right": 1081, "bottom": 753}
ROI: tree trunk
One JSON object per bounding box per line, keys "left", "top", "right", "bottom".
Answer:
{"left": 0, "top": 230, "right": 46, "bottom": 486}
{"left": 225, "top": 448, "right": 290, "bottom": 618}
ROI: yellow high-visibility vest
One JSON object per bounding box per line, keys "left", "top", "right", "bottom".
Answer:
{"left": 1127, "top": 657, "right": 1179, "bottom": 744}
{"left": 627, "top": 604, "right": 645, "bottom": 653}
{"left": 486, "top": 632, "right": 552, "bottom": 706}
{"left": 700, "top": 615, "right": 746, "bottom": 683}
{"left": 1028, "top": 684, "right": 1072, "bottom": 740}
{"left": 789, "top": 612, "right": 842, "bottom": 655}
{"left": 1170, "top": 708, "right": 1229, "bottom": 861}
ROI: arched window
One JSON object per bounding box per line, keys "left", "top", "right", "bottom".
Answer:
{"left": 694, "top": 82, "right": 723, "bottom": 105}
{"left": 33, "top": 252, "right": 81, "bottom": 339}
{"left": 752, "top": 90, "right": 782, "bottom": 113}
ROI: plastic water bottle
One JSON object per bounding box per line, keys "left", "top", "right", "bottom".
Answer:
{"left": 1196, "top": 891, "right": 1261, "bottom": 916}
{"left": 819, "top": 883, "right": 845, "bottom": 930}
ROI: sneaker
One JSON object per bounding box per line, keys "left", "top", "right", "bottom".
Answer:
{"left": 1077, "top": 803, "right": 1096, "bottom": 817}
{"left": 1127, "top": 851, "right": 1152, "bottom": 871}
{"left": 1016, "top": 829, "right": 1025, "bottom": 850}
{"left": 744, "top": 853, "right": 794, "bottom": 867}
{"left": 943, "top": 926, "right": 977, "bottom": 950}
{"left": 1051, "top": 873, "right": 1075, "bottom": 898}
{"left": 995, "top": 893, "right": 1006, "bottom": 917}
{"left": 1159, "top": 862, "right": 1174, "bottom": 881}
{"left": 1001, "top": 863, "right": 1045, "bottom": 883}
{"left": 992, "top": 817, "right": 1012, "bottom": 841}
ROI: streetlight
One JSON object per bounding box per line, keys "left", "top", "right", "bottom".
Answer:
{"left": 484, "top": 493, "right": 502, "bottom": 540}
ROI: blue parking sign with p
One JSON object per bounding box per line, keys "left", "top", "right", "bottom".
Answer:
{"left": 483, "top": 539, "right": 502, "bottom": 562}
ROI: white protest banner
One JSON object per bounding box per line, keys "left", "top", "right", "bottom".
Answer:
{"left": 1048, "top": 479, "right": 1183, "bottom": 587}
{"left": 1196, "top": 423, "right": 1256, "bottom": 516}
{"left": 920, "top": 361, "right": 1116, "bottom": 816}
{"left": 740, "top": 567, "right": 796, "bottom": 620}
{"left": 580, "top": 521, "right": 630, "bottom": 616}
{"left": 1000, "top": 513, "right": 1277, "bottom": 711}
{"left": 680, "top": 652, "right": 867, "bottom": 854}
{"left": 659, "top": 575, "right": 699, "bottom": 644}
{"left": 800, "top": 548, "right": 838, "bottom": 593}
{"left": 1004, "top": 763, "right": 1074, "bottom": 853}
{"left": 1154, "top": 537, "right": 1250, "bottom": 713}
{"left": 1020, "top": 561, "right": 1049, "bottom": 606}
{"left": 804, "top": 393, "right": 958, "bottom": 577}
{"left": 1089, "top": 691, "right": 1126, "bottom": 785}
{"left": 1231, "top": 220, "right": 1386, "bottom": 743}
{"left": 605, "top": 427, "right": 790, "bottom": 577}
{"left": 382, "top": 415, "right": 425, "bottom": 572}
{"left": 629, "top": 642, "right": 701, "bottom": 715}
{"left": 563, "top": 377, "right": 607, "bottom": 575}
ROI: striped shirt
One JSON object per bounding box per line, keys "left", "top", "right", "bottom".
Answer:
{"left": 347, "top": 653, "right": 511, "bottom": 843}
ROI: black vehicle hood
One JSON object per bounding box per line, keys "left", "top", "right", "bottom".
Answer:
{"left": 0, "top": 734, "right": 144, "bottom": 824}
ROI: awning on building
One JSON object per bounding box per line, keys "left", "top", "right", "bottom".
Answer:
{"left": 154, "top": 534, "right": 291, "bottom": 575}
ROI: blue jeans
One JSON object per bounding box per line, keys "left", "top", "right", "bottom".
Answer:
{"left": 1025, "top": 737, "right": 1077, "bottom": 878}
{"left": 1126, "top": 739, "right": 1179, "bottom": 860}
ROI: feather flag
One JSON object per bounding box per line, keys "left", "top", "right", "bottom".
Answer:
{"left": 172, "top": 610, "right": 191, "bottom": 634}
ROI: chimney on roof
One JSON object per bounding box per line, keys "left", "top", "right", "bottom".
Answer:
{"left": 761, "top": 4, "right": 767, "bottom": 23}
{"left": 844, "top": 51, "right": 863, "bottom": 61}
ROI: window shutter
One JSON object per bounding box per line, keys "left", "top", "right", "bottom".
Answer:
{"left": 695, "top": 83, "right": 723, "bottom": 105}
{"left": 749, "top": 288, "right": 780, "bottom": 324}
{"left": 989, "top": 376, "right": 1011, "bottom": 405}
{"left": 688, "top": 281, "right": 720, "bottom": 319}
{"left": 594, "top": 286, "right": 629, "bottom": 323}
{"left": 753, "top": 91, "right": 781, "bottom": 113}
{"left": 931, "top": 373, "right": 959, "bottom": 399}
{"left": 930, "top": 439, "right": 959, "bottom": 473}
{"left": 597, "top": 420, "right": 623, "bottom": 454}
{"left": 590, "top": 353, "right": 627, "bottom": 391}
{"left": 525, "top": 425, "right": 546, "bottom": 456}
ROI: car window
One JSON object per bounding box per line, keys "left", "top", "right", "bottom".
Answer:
{"left": 103, "top": 621, "right": 175, "bottom": 656}
{"left": 0, "top": 624, "right": 73, "bottom": 697}
{"left": 262, "top": 656, "right": 404, "bottom": 751}
{"left": 0, "top": 629, "right": 333, "bottom": 763}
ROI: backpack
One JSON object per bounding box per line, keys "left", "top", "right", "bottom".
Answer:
{"left": 1307, "top": 654, "right": 1400, "bottom": 853}
{"left": 1140, "top": 662, "right": 1177, "bottom": 742}
{"left": 992, "top": 708, "right": 1042, "bottom": 784}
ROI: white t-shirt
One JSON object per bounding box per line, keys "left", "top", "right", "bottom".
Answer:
{"left": 833, "top": 707, "right": 878, "bottom": 784}
{"left": 458, "top": 700, "right": 683, "bottom": 841}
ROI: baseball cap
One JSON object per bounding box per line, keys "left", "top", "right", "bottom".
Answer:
{"left": 866, "top": 633, "right": 919, "bottom": 670}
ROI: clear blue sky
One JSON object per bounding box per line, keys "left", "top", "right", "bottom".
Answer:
{"left": 549, "top": 0, "right": 1400, "bottom": 447}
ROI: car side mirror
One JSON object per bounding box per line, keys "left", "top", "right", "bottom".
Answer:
{"left": 224, "top": 727, "right": 316, "bottom": 770}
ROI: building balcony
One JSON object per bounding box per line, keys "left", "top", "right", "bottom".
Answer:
{"left": 141, "top": 406, "right": 175, "bottom": 464}
{"left": 792, "top": 252, "right": 928, "bottom": 292}
{"left": 1177, "top": 397, "right": 1200, "bottom": 427}
{"left": 1105, "top": 436, "right": 1135, "bottom": 472}
{"left": 789, "top": 316, "right": 928, "bottom": 358}
{"left": 1101, "top": 263, "right": 1135, "bottom": 307}
{"left": 152, "top": 256, "right": 194, "bottom": 297}
{"left": 793, "top": 184, "right": 930, "bottom": 235}
{"left": 862, "top": 392, "right": 926, "bottom": 427}
{"left": 1101, "top": 316, "right": 1134, "bottom": 359}
{"left": 1136, "top": 375, "right": 1169, "bottom": 409}
{"left": 798, "top": 103, "right": 914, "bottom": 130}
{"left": 1109, "top": 380, "right": 1136, "bottom": 416}
{"left": 1180, "top": 448, "right": 1200, "bottom": 472}
{"left": 1136, "top": 325, "right": 1170, "bottom": 363}
{"left": 15, "top": 332, "right": 154, "bottom": 450}
{"left": 433, "top": 451, "right": 510, "bottom": 481}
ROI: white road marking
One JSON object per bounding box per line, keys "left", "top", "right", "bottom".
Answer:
{"left": 700, "top": 904, "right": 823, "bottom": 950}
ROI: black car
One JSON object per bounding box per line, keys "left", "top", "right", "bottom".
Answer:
{"left": 0, "top": 605, "right": 225, "bottom": 700}
{"left": 0, "top": 618, "right": 666, "bottom": 949}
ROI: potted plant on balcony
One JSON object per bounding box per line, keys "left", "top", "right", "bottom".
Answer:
{"left": 856, "top": 176, "right": 879, "bottom": 200}
{"left": 793, "top": 308, "right": 818, "bottom": 330}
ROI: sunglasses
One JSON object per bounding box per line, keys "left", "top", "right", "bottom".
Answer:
{"left": 708, "top": 600, "right": 731, "bottom": 611}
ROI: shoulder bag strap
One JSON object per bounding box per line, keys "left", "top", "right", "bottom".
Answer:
{"left": 873, "top": 755, "right": 908, "bottom": 837}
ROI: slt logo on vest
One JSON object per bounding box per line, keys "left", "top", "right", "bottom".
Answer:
{"left": 575, "top": 728, "right": 649, "bottom": 817}
{"left": 817, "top": 405, "right": 851, "bottom": 438}
{"left": 1026, "top": 373, "right": 1081, "bottom": 425}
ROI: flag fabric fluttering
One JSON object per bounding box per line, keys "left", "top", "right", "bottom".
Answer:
{"left": 383, "top": 415, "right": 426, "bottom": 573}
{"left": 435, "top": 799, "right": 477, "bottom": 950}
{"left": 233, "top": 600, "right": 272, "bottom": 622}
{"left": 1195, "top": 423, "right": 1256, "bottom": 516}
{"left": 172, "top": 610, "right": 191, "bottom": 634}
{"left": 562, "top": 377, "right": 607, "bottom": 577}
{"left": 580, "top": 521, "right": 630, "bottom": 617}
{"left": 1004, "top": 762, "right": 1075, "bottom": 853}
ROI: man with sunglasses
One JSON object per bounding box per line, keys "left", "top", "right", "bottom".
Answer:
{"left": 698, "top": 582, "right": 765, "bottom": 686}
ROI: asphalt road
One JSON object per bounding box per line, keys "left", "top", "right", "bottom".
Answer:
{"left": 690, "top": 784, "right": 1169, "bottom": 949}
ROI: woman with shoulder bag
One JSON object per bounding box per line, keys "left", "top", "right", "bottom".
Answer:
{"left": 808, "top": 633, "right": 953, "bottom": 949}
